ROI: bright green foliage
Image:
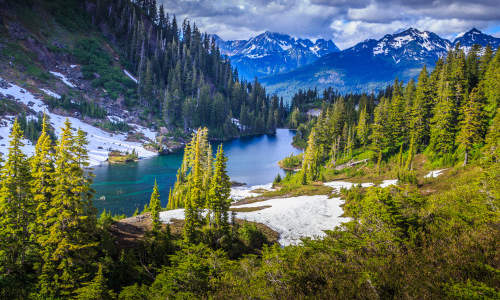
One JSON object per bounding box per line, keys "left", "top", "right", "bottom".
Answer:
{"left": 0, "top": 119, "right": 33, "bottom": 297}
{"left": 149, "top": 179, "right": 161, "bottom": 233}
{"left": 37, "top": 119, "right": 98, "bottom": 297}
{"left": 169, "top": 128, "right": 212, "bottom": 209}
{"left": 430, "top": 78, "right": 458, "bottom": 156}
{"left": 483, "top": 108, "right": 500, "bottom": 163}
{"left": 482, "top": 49, "right": 500, "bottom": 118}
{"left": 74, "top": 264, "right": 115, "bottom": 300}
{"left": 356, "top": 105, "right": 369, "bottom": 147}
{"left": 150, "top": 244, "right": 229, "bottom": 298}
{"left": 207, "top": 145, "right": 231, "bottom": 236}
{"left": 301, "top": 127, "right": 322, "bottom": 182}
{"left": 31, "top": 114, "right": 55, "bottom": 227}
{"left": 182, "top": 128, "right": 212, "bottom": 242}
{"left": 410, "top": 66, "right": 433, "bottom": 148}
{"left": 370, "top": 97, "right": 389, "bottom": 159}
{"left": 388, "top": 80, "right": 408, "bottom": 146}
{"left": 457, "top": 88, "right": 486, "bottom": 165}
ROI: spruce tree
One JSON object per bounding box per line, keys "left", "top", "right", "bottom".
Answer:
{"left": 30, "top": 114, "right": 55, "bottom": 273}
{"left": 410, "top": 66, "right": 432, "bottom": 148}
{"left": 150, "top": 179, "right": 161, "bottom": 233}
{"left": 207, "top": 145, "right": 231, "bottom": 235}
{"left": 356, "top": 105, "right": 369, "bottom": 147}
{"left": 37, "top": 119, "right": 97, "bottom": 297}
{"left": 0, "top": 119, "right": 33, "bottom": 296}
{"left": 457, "top": 88, "right": 485, "bottom": 165}
{"left": 74, "top": 264, "right": 115, "bottom": 300}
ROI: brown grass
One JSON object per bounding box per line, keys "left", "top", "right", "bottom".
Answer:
{"left": 230, "top": 205, "right": 271, "bottom": 212}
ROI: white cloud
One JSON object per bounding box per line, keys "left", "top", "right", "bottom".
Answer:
{"left": 158, "top": 0, "right": 500, "bottom": 49}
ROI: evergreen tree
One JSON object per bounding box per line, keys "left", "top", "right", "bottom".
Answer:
{"left": 150, "top": 179, "right": 161, "bottom": 233}
{"left": 74, "top": 264, "right": 115, "bottom": 300}
{"left": 0, "top": 119, "right": 33, "bottom": 296}
{"left": 356, "top": 105, "right": 369, "bottom": 147}
{"left": 37, "top": 119, "right": 97, "bottom": 297}
{"left": 410, "top": 66, "right": 432, "bottom": 148}
{"left": 457, "top": 88, "right": 485, "bottom": 165}
{"left": 207, "top": 145, "right": 231, "bottom": 236}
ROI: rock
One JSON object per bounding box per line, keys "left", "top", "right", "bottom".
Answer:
{"left": 159, "top": 126, "right": 169, "bottom": 134}
{"left": 7, "top": 22, "right": 28, "bottom": 40}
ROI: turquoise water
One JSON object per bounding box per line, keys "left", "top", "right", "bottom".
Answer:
{"left": 91, "top": 129, "right": 301, "bottom": 216}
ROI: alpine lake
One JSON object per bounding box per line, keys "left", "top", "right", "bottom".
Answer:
{"left": 91, "top": 129, "right": 301, "bottom": 216}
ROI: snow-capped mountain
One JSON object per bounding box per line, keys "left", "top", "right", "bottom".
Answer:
{"left": 214, "top": 31, "right": 340, "bottom": 80}
{"left": 368, "top": 28, "right": 451, "bottom": 65}
{"left": 261, "top": 28, "right": 499, "bottom": 98}
{"left": 454, "top": 28, "right": 500, "bottom": 52}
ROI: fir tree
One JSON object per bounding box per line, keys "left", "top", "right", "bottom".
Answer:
{"left": 74, "top": 264, "right": 115, "bottom": 300}
{"left": 150, "top": 179, "right": 161, "bottom": 233}
{"left": 37, "top": 119, "right": 97, "bottom": 297}
{"left": 207, "top": 145, "right": 231, "bottom": 235}
{"left": 0, "top": 119, "right": 33, "bottom": 296}
{"left": 457, "top": 88, "right": 485, "bottom": 165}
{"left": 356, "top": 105, "right": 369, "bottom": 147}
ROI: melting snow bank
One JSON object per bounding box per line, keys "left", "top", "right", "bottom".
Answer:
{"left": 425, "top": 169, "right": 446, "bottom": 178}
{"left": 50, "top": 71, "right": 77, "bottom": 88}
{"left": 324, "top": 179, "right": 398, "bottom": 190}
{"left": 159, "top": 179, "right": 408, "bottom": 246}
{"left": 230, "top": 183, "right": 275, "bottom": 201}
{"left": 123, "top": 70, "right": 138, "bottom": 84}
{"left": 0, "top": 78, "right": 157, "bottom": 166}
{"left": 159, "top": 195, "right": 350, "bottom": 246}
{"left": 0, "top": 116, "right": 35, "bottom": 157}
{"left": 324, "top": 181, "right": 374, "bottom": 192}
{"left": 40, "top": 88, "right": 61, "bottom": 99}
{"left": 235, "top": 195, "right": 349, "bottom": 246}
{"left": 380, "top": 179, "right": 398, "bottom": 187}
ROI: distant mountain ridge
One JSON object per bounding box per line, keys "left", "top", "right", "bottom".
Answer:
{"left": 214, "top": 31, "right": 340, "bottom": 80}
{"left": 260, "top": 28, "right": 499, "bottom": 98}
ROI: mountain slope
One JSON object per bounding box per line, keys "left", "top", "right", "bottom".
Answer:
{"left": 262, "top": 28, "right": 499, "bottom": 98}
{"left": 0, "top": 0, "right": 286, "bottom": 164}
{"left": 215, "top": 31, "right": 340, "bottom": 80}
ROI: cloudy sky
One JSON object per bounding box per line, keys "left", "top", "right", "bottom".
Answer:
{"left": 158, "top": 0, "right": 500, "bottom": 49}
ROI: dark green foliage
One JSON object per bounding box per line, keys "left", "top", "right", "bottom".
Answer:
{"left": 73, "top": 38, "right": 138, "bottom": 101}
{"left": 89, "top": 0, "right": 287, "bottom": 139}
{"left": 47, "top": 93, "right": 106, "bottom": 119}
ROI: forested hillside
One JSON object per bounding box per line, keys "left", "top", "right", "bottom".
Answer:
{"left": 1, "top": 39, "right": 498, "bottom": 298}
{"left": 89, "top": 0, "right": 287, "bottom": 138}
{"left": 0, "top": 1, "right": 499, "bottom": 299}
{"left": 0, "top": 0, "right": 287, "bottom": 145}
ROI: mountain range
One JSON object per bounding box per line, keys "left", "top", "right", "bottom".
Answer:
{"left": 214, "top": 31, "right": 340, "bottom": 80}
{"left": 231, "top": 28, "right": 499, "bottom": 98}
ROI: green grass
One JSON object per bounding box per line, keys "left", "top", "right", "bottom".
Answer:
{"left": 1, "top": 43, "right": 51, "bottom": 82}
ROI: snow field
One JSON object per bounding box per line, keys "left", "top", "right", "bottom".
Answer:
{"left": 0, "top": 78, "right": 157, "bottom": 166}
{"left": 230, "top": 183, "right": 275, "bottom": 201}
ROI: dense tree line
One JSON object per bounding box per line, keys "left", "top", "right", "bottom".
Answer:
{"left": 0, "top": 46, "right": 498, "bottom": 298}
{"left": 87, "top": 0, "right": 288, "bottom": 139}
{"left": 299, "top": 45, "right": 498, "bottom": 182}
{"left": 0, "top": 116, "right": 98, "bottom": 298}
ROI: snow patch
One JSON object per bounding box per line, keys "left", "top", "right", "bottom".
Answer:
{"left": 424, "top": 169, "right": 446, "bottom": 178}
{"left": 40, "top": 88, "right": 61, "bottom": 99}
{"left": 123, "top": 70, "right": 138, "bottom": 84}
{"left": 324, "top": 181, "right": 374, "bottom": 192}
{"left": 0, "top": 78, "right": 157, "bottom": 166}
{"left": 50, "top": 71, "right": 76, "bottom": 88}
{"left": 0, "top": 116, "right": 35, "bottom": 158}
{"left": 230, "top": 183, "right": 274, "bottom": 201}
{"left": 380, "top": 179, "right": 398, "bottom": 188}
{"left": 159, "top": 194, "right": 350, "bottom": 246}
